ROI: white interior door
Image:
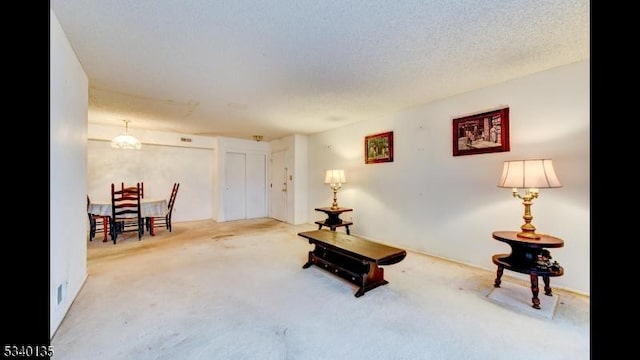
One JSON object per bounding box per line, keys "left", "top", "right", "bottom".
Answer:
{"left": 224, "top": 152, "right": 246, "bottom": 221}
{"left": 246, "top": 153, "right": 267, "bottom": 218}
{"left": 270, "top": 150, "right": 287, "bottom": 222}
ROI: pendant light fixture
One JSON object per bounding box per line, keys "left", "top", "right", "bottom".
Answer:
{"left": 111, "top": 120, "right": 142, "bottom": 150}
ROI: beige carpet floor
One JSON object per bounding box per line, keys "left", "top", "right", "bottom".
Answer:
{"left": 51, "top": 218, "right": 590, "bottom": 359}
{"left": 487, "top": 281, "right": 560, "bottom": 320}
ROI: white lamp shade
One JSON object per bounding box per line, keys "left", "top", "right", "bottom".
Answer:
{"left": 324, "top": 169, "right": 346, "bottom": 184}
{"left": 498, "top": 159, "right": 561, "bottom": 189}
{"left": 111, "top": 134, "right": 142, "bottom": 149}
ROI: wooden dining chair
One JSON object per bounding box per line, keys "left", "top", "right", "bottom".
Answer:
{"left": 87, "top": 195, "right": 109, "bottom": 242}
{"left": 110, "top": 182, "right": 144, "bottom": 244}
{"left": 146, "top": 182, "right": 180, "bottom": 234}
{"left": 122, "top": 182, "right": 144, "bottom": 198}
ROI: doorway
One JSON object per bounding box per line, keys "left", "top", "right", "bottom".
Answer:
{"left": 270, "top": 150, "right": 288, "bottom": 222}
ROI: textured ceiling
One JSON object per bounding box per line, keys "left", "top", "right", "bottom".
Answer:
{"left": 50, "top": 0, "right": 589, "bottom": 141}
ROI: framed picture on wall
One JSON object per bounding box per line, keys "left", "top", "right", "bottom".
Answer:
{"left": 365, "top": 131, "right": 394, "bottom": 164}
{"left": 452, "top": 107, "right": 510, "bottom": 156}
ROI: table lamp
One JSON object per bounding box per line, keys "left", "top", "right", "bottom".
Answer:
{"left": 325, "top": 169, "right": 346, "bottom": 210}
{"left": 497, "top": 159, "right": 561, "bottom": 239}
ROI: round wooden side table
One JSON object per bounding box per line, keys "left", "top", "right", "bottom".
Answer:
{"left": 491, "top": 231, "right": 564, "bottom": 309}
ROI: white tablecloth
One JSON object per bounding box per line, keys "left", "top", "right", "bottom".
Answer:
{"left": 88, "top": 198, "right": 168, "bottom": 218}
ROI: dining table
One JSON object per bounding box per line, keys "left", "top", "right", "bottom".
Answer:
{"left": 88, "top": 198, "right": 169, "bottom": 239}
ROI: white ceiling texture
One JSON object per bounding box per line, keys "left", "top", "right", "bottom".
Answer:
{"left": 50, "top": 0, "right": 589, "bottom": 141}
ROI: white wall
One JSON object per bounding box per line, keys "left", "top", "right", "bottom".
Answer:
{"left": 292, "top": 135, "right": 309, "bottom": 224}
{"left": 307, "top": 60, "right": 590, "bottom": 295}
{"left": 88, "top": 123, "right": 216, "bottom": 149}
{"left": 87, "top": 124, "right": 215, "bottom": 222}
{"left": 50, "top": 8, "right": 89, "bottom": 338}
{"left": 87, "top": 143, "right": 212, "bottom": 222}
{"left": 87, "top": 128, "right": 273, "bottom": 223}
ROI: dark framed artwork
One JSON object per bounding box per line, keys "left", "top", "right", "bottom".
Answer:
{"left": 365, "top": 131, "right": 394, "bottom": 164}
{"left": 452, "top": 107, "right": 510, "bottom": 156}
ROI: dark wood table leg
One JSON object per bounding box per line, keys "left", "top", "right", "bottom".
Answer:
{"left": 493, "top": 265, "right": 504, "bottom": 288}
{"left": 530, "top": 274, "right": 541, "bottom": 309}
{"left": 345, "top": 225, "right": 350, "bottom": 235}
{"left": 542, "top": 275, "right": 552, "bottom": 296}
{"left": 302, "top": 250, "right": 314, "bottom": 269}
{"left": 354, "top": 261, "right": 386, "bottom": 297}
{"left": 317, "top": 223, "right": 322, "bottom": 230}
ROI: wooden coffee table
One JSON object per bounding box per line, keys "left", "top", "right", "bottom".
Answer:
{"left": 298, "top": 229, "right": 406, "bottom": 297}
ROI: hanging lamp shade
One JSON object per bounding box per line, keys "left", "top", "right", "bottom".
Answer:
{"left": 111, "top": 120, "right": 142, "bottom": 150}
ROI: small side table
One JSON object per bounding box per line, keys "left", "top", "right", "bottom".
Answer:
{"left": 314, "top": 207, "right": 353, "bottom": 235}
{"left": 491, "top": 231, "right": 564, "bottom": 309}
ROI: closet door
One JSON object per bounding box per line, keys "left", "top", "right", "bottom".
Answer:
{"left": 224, "top": 152, "right": 246, "bottom": 221}
{"left": 223, "top": 151, "right": 267, "bottom": 221}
